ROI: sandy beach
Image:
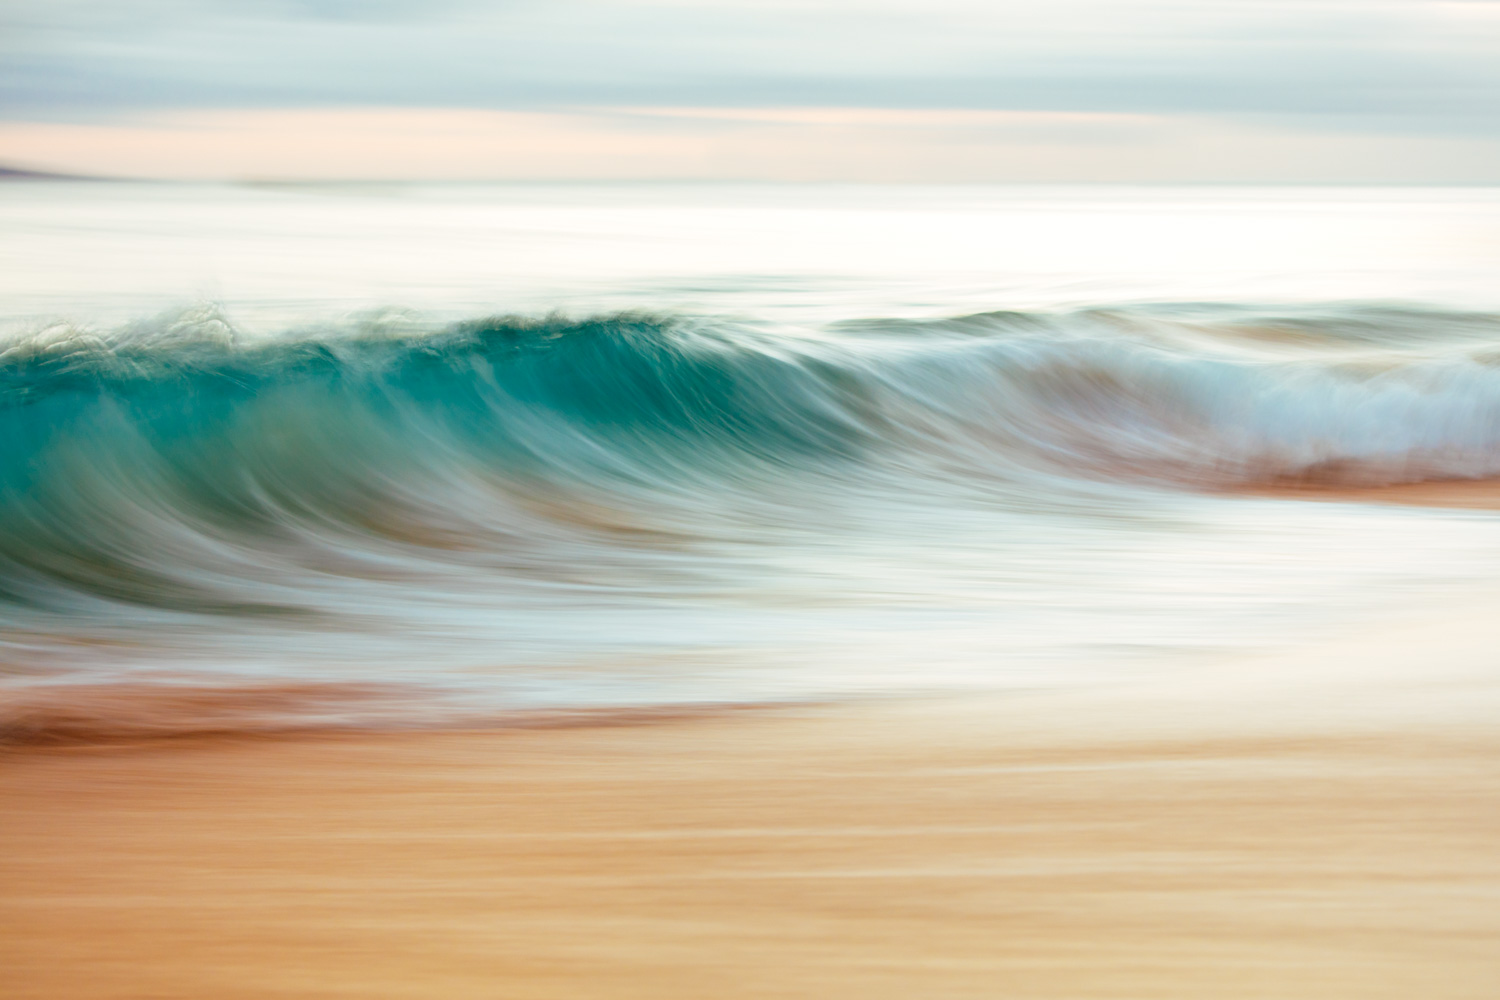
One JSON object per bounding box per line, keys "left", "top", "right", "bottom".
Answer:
{"left": 6, "top": 574, "right": 1500, "bottom": 999}
{"left": 7, "top": 61, "right": 1500, "bottom": 997}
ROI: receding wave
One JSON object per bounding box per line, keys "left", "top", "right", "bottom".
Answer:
{"left": 0, "top": 680, "right": 749, "bottom": 747}
{"left": 0, "top": 681, "right": 411, "bottom": 746}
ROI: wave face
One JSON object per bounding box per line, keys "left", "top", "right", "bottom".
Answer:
{"left": 0, "top": 311, "right": 869, "bottom": 613}
{"left": 8, "top": 304, "right": 1500, "bottom": 713}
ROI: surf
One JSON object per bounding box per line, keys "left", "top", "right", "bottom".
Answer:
{"left": 8, "top": 301, "right": 1500, "bottom": 715}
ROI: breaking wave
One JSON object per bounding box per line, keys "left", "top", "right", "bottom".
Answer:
{"left": 8, "top": 301, "right": 1500, "bottom": 729}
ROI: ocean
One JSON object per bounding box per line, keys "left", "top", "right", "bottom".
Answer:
{"left": 5, "top": 181, "right": 1500, "bottom": 730}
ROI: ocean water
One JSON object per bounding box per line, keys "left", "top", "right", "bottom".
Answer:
{"left": 5, "top": 181, "right": 1500, "bottom": 727}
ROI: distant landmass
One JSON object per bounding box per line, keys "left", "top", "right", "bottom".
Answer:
{"left": 0, "top": 164, "right": 108, "bottom": 181}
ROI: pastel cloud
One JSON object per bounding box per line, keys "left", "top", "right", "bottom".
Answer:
{"left": 7, "top": 106, "right": 1500, "bottom": 182}
{"left": 3, "top": 1, "right": 1500, "bottom": 180}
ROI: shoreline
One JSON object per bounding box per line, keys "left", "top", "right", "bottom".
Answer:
{"left": 1248, "top": 477, "right": 1500, "bottom": 510}
{"left": 7, "top": 602, "right": 1500, "bottom": 997}
{"left": 5, "top": 487, "right": 1500, "bottom": 997}
{"left": 5, "top": 697, "right": 1499, "bottom": 998}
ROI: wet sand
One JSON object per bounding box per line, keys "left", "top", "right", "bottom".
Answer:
{"left": 1255, "top": 477, "right": 1500, "bottom": 510}
{"left": 6, "top": 620, "right": 1500, "bottom": 1000}
{"left": 6, "top": 492, "right": 1500, "bottom": 998}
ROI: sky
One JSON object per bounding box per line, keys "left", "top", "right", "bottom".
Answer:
{"left": 3, "top": 0, "right": 1500, "bottom": 181}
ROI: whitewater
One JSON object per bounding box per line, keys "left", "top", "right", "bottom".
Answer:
{"left": 5, "top": 182, "right": 1500, "bottom": 729}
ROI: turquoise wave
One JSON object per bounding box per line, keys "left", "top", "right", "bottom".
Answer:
{"left": 7, "top": 304, "right": 1500, "bottom": 618}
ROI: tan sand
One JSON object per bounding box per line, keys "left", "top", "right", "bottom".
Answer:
{"left": 6, "top": 497, "right": 1500, "bottom": 998}
{"left": 5, "top": 662, "right": 1500, "bottom": 1000}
